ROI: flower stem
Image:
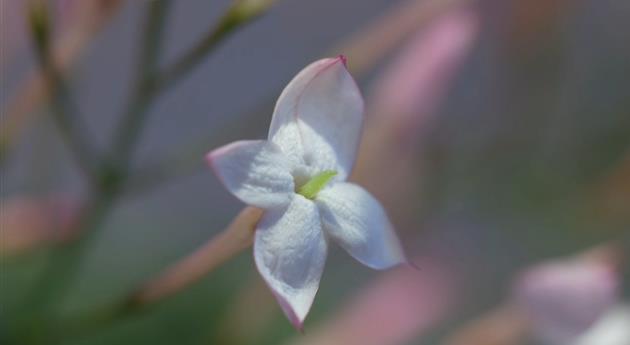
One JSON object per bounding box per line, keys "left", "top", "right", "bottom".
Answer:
{"left": 13, "top": 1, "right": 274, "bottom": 342}
{"left": 14, "top": 0, "right": 171, "bottom": 338}
{"left": 108, "top": 0, "right": 172, "bottom": 170}
{"left": 12, "top": 186, "right": 119, "bottom": 344}
{"left": 110, "top": 0, "right": 272, "bottom": 170}
{"left": 34, "top": 207, "right": 263, "bottom": 344}
{"left": 129, "top": 207, "right": 262, "bottom": 306}
{"left": 28, "top": 0, "right": 99, "bottom": 180}
{"left": 153, "top": 0, "right": 273, "bottom": 91}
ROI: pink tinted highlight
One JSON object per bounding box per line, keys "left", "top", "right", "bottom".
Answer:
{"left": 514, "top": 258, "right": 620, "bottom": 344}
{"left": 372, "top": 8, "right": 478, "bottom": 138}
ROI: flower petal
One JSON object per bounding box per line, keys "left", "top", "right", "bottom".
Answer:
{"left": 207, "top": 140, "right": 294, "bottom": 209}
{"left": 268, "top": 56, "right": 364, "bottom": 180}
{"left": 577, "top": 304, "right": 630, "bottom": 345}
{"left": 514, "top": 258, "right": 620, "bottom": 345}
{"left": 254, "top": 195, "right": 327, "bottom": 329}
{"left": 316, "top": 182, "right": 405, "bottom": 269}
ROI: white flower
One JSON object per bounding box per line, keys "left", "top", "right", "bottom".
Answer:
{"left": 207, "top": 56, "right": 406, "bottom": 329}
{"left": 576, "top": 304, "right": 630, "bottom": 345}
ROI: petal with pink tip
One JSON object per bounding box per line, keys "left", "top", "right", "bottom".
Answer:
{"left": 268, "top": 56, "right": 364, "bottom": 180}
{"left": 206, "top": 140, "right": 294, "bottom": 209}
{"left": 254, "top": 195, "right": 327, "bottom": 330}
{"left": 316, "top": 183, "right": 405, "bottom": 269}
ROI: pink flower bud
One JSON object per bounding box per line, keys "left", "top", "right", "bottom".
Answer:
{"left": 514, "top": 256, "right": 620, "bottom": 345}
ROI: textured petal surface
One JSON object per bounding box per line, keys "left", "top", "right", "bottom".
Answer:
{"left": 316, "top": 182, "right": 405, "bottom": 269}
{"left": 254, "top": 195, "right": 327, "bottom": 329}
{"left": 268, "top": 57, "right": 364, "bottom": 180}
{"left": 207, "top": 140, "right": 294, "bottom": 209}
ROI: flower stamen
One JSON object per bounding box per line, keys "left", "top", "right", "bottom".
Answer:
{"left": 297, "top": 170, "right": 337, "bottom": 200}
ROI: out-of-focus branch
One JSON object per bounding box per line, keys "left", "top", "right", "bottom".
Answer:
{"left": 16, "top": 190, "right": 118, "bottom": 332}
{"left": 1, "top": 0, "right": 123, "bottom": 164}
{"left": 12, "top": 3, "right": 272, "bottom": 342}
{"left": 38, "top": 207, "right": 262, "bottom": 344}
{"left": 15, "top": 1, "right": 173, "bottom": 337}
{"left": 107, "top": 0, "right": 172, "bottom": 170}
{"left": 127, "top": 207, "right": 262, "bottom": 307}
{"left": 27, "top": 0, "right": 99, "bottom": 179}
{"left": 109, "top": 0, "right": 277, "bottom": 168}
{"left": 154, "top": 0, "right": 276, "bottom": 90}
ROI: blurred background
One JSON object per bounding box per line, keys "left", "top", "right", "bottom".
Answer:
{"left": 1, "top": 0, "right": 629, "bottom": 344}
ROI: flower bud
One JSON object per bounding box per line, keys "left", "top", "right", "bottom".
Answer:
{"left": 514, "top": 255, "right": 620, "bottom": 345}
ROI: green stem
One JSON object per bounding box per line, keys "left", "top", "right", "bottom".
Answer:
{"left": 153, "top": 1, "right": 265, "bottom": 90}
{"left": 28, "top": 1, "right": 99, "bottom": 180}
{"left": 27, "top": 297, "right": 140, "bottom": 345}
{"left": 12, "top": 1, "right": 275, "bottom": 343}
{"left": 22, "top": 187, "right": 119, "bottom": 313}
{"left": 110, "top": 0, "right": 271, "bottom": 168}
{"left": 109, "top": 0, "right": 172, "bottom": 169}
{"left": 12, "top": 184, "right": 120, "bottom": 345}
{"left": 13, "top": 1, "right": 171, "bottom": 341}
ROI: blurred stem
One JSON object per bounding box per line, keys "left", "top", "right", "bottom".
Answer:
{"left": 110, "top": 0, "right": 271, "bottom": 170}
{"left": 21, "top": 186, "right": 118, "bottom": 314}
{"left": 153, "top": 0, "right": 272, "bottom": 90}
{"left": 28, "top": 1, "right": 99, "bottom": 180}
{"left": 39, "top": 207, "right": 262, "bottom": 344}
{"left": 15, "top": 1, "right": 171, "bottom": 340}
{"left": 13, "top": 184, "right": 120, "bottom": 345}
{"left": 19, "top": 0, "right": 172, "bottom": 316}
{"left": 108, "top": 0, "right": 172, "bottom": 169}
{"left": 128, "top": 207, "right": 262, "bottom": 306}
{"left": 14, "top": 2, "right": 274, "bottom": 343}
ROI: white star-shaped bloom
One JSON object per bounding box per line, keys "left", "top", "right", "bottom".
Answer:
{"left": 207, "top": 56, "right": 406, "bottom": 329}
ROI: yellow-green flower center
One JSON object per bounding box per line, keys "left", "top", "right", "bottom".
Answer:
{"left": 297, "top": 170, "right": 337, "bottom": 200}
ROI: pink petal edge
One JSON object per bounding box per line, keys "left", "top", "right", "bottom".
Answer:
{"left": 204, "top": 141, "right": 249, "bottom": 190}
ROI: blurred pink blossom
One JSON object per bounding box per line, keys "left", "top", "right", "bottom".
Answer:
{"left": 513, "top": 254, "right": 620, "bottom": 345}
